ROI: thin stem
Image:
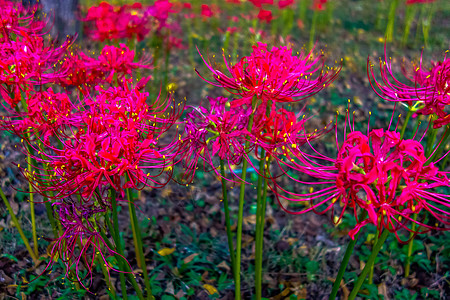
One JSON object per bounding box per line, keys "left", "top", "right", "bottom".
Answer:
{"left": 368, "top": 229, "right": 379, "bottom": 284}
{"left": 255, "top": 151, "right": 267, "bottom": 300}
{"left": 309, "top": 10, "right": 318, "bottom": 50}
{"left": 220, "top": 159, "right": 236, "bottom": 279}
{"left": 328, "top": 211, "right": 367, "bottom": 300}
{"left": 27, "top": 153, "right": 38, "bottom": 256}
{"left": 126, "top": 185, "right": 153, "bottom": 299}
{"left": 0, "top": 186, "right": 39, "bottom": 263}
{"left": 235, "top": 97, "right": 257, "bottom": 300}
{"left": 109, "top": 190, "right": 130, "bottom": 300}
{"left": 97, "top": 246, "right": 117, "bottom": 299}
{"left": 348, "top": 230, "right": 389, "bottom": 300}
{"left": 404, "top": 214, "right": 417, "bottom": 278}
{"left": 400, "top": 108, "right": 413, "bottom": 139}
{"left": 128, "top": 191, "right": 142, "bottom": 268}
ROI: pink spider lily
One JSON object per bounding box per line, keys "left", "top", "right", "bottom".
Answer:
{"left": 0, "top": 0, "right": 47, "bottom": 37}
{"left": 251, "top": 106, "right": 332, "bottom": 158}
{"left": 368, "top": 49, "right": 450, "bottom": 128}
{"left": 21, "top": 78, "right": 182, "bottom": 202}
{"left": 176, "top": 96, "right": 251, "bottom": 183}
{"left": 0, "top": 88, "right": 78, "bottom": 142}
{"left": 82, "top": 44, "right": 153, "bottom": 84}
{"left": 83, "top": 2, "right": 151, "bottom": 41}
{"left": 196, "top": 42, "right": 341, "bottom": 108}
{"left": 39, "top": 201, "right": 131, "bottom": 291}
{"left": 0, "top": 32, "right": 75, "bottom": 109}
{"left": 271, "top": 110, "right": 450, "bottom": 243}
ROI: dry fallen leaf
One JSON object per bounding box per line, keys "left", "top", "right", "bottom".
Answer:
{"left": 202, "top": 284, "right": 218, "bottom": 295}
{"left": 158, "top": 247, "right": 175, "bottom": 256}
{"left": 378, "top": 282, "right": 389, "bottom": 300}
{"left": 183, "top": 253, "right": 199, "bottom": 264}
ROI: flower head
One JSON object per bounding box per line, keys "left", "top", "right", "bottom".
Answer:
{"left": 197, "top": 42, "right": 341, "bottom": 107}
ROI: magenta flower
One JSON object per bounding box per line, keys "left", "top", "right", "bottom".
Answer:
{"left": 368, "top": 49, "right": 450, "bottom": 128}
{"left": 83, "top": 2, "right": 151, "bottom": 41}
{"left": 272, "top": 114, "right": 450, "bottom": 242}
{"left": 84, "top": 44, "right": 153, "bottom": 84}
{"left": 23, "top": 78, "right": 181, "bottom": 201}
{"left": 40, "top": 201, "right": 129, "bottom": 290}
{"left": 1, "top": 88, "right": 76, "bottom": 142}
{"left": 197, "top": 42, "right": 341, "bottom": 107}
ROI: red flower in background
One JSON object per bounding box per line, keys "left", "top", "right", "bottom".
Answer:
{"left": 257, "top": 9, "right": 273, "bottom": 23}
{"left": 312, "top": 0, "right": 328, "bottom": 10}
{"left": 278, "top": 0, "right": 294, "bottom": 9}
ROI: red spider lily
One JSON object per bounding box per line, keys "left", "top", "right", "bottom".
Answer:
{"left": 249, "top": 0, "right": 274, "bottom": 7}
{"left": 197, "top": 42, "right": 341, "bottom": 107}
{"left": 0, "top": 0, "right": 47, "bottom": 37}
{"left": 176, "top": 96, "right": 330, "bottom": 184}
{"left": 39, "top": 201, "right": 130, "bottom": 291}
{"left": 257, "top": 9, "right": 273, "bottom": 23}
{"left": 271, "top": 110, "right": 450, "bottom": 243}
{"left": 57, "top": 50, "right": 107, "bottom": 95}
{"left": 406, "top": 0, "right": 436, "bottom": 4}
{"left": 0, "top": 31, "right": 75, "bottom": 109}
{"left": 368, "top": 49, "right": 450, "bottom": 128}
{"left": 81, "top": 43, "right": 152, "bottom": 84}
{"left": 201, "top": 4, "right": 214, "bottom": 18}
{"left": 312, "top": 0, "right": 328, "bottom": 11}
{"left": 0, "top": 88, "right": 78, "bottom": 142}
{"left": 22, "top": 78, "right": 182, "bottom": 202}
{"left": 278, "top": 0, "right": 294, "bottom": 9}
{"left": 147, "top": 0, "right": 174, "bottom": 30}
{"left": 83, "top": 2, "right": 151, "bottom": 41}
{"left": 251, "top": 106, "right": 332, "bottom": 157}
{"left": 176, "top": 96, "right": 251, "bottom": 183}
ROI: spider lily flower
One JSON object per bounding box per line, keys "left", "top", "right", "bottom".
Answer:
{"left": 22, "top": 78, "right": 182, "bottom": 202}
{"left": 197, "top": 42, "right": 341, "bottom": 107}
{"left": 83, "top": 44, "right": 153, "bottom": 84}
{"left": 176, "top": 96, "right": 251, "bottom": 183}
{"left": 251, "top": 106, "right": 332, "bottom": 159}
{"left": 272, "top": 110, "right": 450, "bottom": 243}
{"left": 368, "top": 49, "right": 450, "bottom": 128}
{"left": 0, "top": 88, "right": 78, "bottom": 142}
{"left": 0, "top": 32, "right": 75, "bottom": 109}
{"left": 39, "top": 201, "right": 129, "bottom": 290}
{"left": 0, "top": 0, "right": 46, "bottom": 37}
{"left": 83, "top": 2, "right": 151, "bottom": 41}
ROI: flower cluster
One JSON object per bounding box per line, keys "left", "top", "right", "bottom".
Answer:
{"left": 368, "top": 50, "right": 450, "bottom": 128}
{"left": 197, "top": 42, "right": 341, "bottom": 108}
{"left": 273, "top": 109, "right": 450, "bottom": 242}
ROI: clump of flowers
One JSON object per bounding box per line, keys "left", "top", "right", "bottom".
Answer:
{"left": 24, "top": 78, "right": 180, "bottom": 202}
{"left": 368, "top": 50, "right": 450, "bottom": 128}
{"left": 273, "top": 110, "right": 450, "bottom": 242}
{"left": 197, "top": 42, "right": 341, "bottom": 107}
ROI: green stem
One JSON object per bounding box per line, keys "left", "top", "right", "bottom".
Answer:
{"left": 126, "top": 184, "right": 153, "bottom": 299}
{"left": 309, "top": 10, "right": 318, "bottom": 50}
{"left": 400, "top": 108, "right": 413, "bottom": 139}
{"left": 402, "top": 5, "right": 417, "bottom": 47}
{"left": 27, "top": 153, "right": 38, "bottom": 256}
{"left": 110, "top": 190, "right": 131, "bottom": 300}
{"left": 97, "top": 245, "right": 117, "bottom": 299}
{"left": 348, "top": 230, "right": 389, "bottom": 300}
{"left": 404, "top": 214, "right": 418, "bottom": 278}
{"left": 0, "top": 186, "right": 39, "bottom": 263}
{"left": 255, "top": 151, "right": 267, "bottom": 300}
{"left": 220, "top": 159, "right": 236, "bottom": 279}
{"left": 368, "top": 229, "right": 379, "bottom": 284}
{"left": 328, "top": 211, "right": 367, "bottom": 300}
{"left": 385, "top": 0, "right": 400, "bottom": 42}
{"left": 235, "top": 97, "right": 257, "bottom": 300}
